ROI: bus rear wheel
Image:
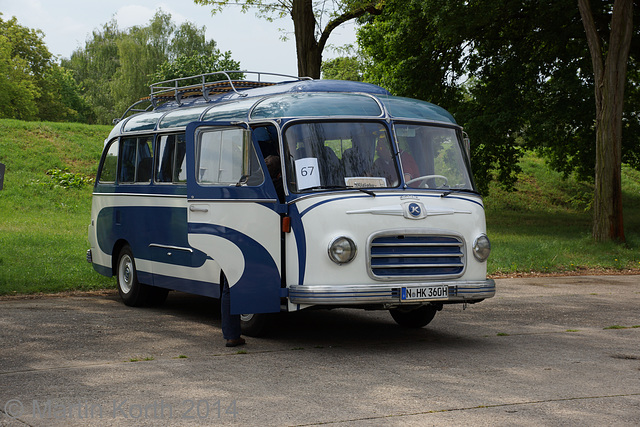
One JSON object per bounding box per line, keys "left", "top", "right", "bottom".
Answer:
{"left": 389, "top": 304, "right": 439, "bottom": 328}
{"left": 116, "top": 246, "right": 149, "bottom": 307}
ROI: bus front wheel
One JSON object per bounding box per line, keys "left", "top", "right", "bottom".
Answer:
{"left": 240, "top": 313, "right": 272, "bottom": 337}
{"left": 389, "top": 305, "right": 439, "bottom": 328}
{"left": 116, "top": 246, "right": 148, "bottom": 307}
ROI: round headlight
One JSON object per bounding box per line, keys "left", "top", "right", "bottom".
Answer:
{"left": 328, "top": 236, "right": 357, "bottom": 265}
{"left": 473, "top": 234, "right": 491, "bottom": 262}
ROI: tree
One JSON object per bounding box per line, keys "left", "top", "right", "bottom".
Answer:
{"left": 578, "top": 0, "right": 633, "bottom": 242}
{"left": 321, "top": 56, "right": 363, "bottom": 80}
{"left": 169, "top": 21, "right": 219, "bottom": 59}
{"left": 0, "top": 33, "right": 39, "bottom": 120}
{"left": 110, "top": 11, "right": 177, "bottom": 116}
{"left": 153, "top": 52, "right": 241, "bottom": 83}
{"left": 193, "top": 0, "right": 384, "bottom": 78}
{"left": 38, "top": 64, "right": 95, "bottom": 123}
{"left": 64, "top": 10, "right": 241, "bottom": 124}
{"left": 62, "top": 19, "right": 122, "bottom": 123}
{"left": 154, "top": 21, "right": 240, "bottom": 83}
{"left": 358, "top": 0, "right": 639, "bottom": 242}
{"left": 358, "top": 0, "right": 515, "bottom": 193}
{"left": 0, "top": 14, "right": 92, "bottom": 122}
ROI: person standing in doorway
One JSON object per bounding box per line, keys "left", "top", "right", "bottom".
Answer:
{"left": 221, "top": 276, "right": 245, "bottom": 347}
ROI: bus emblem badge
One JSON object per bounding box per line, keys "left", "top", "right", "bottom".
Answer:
{"left": 404, "top": 202, "right": 425, "bottom": 219}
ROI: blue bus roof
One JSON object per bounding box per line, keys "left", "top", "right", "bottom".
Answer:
{"left": 110, "top": 75, "right": 456, "bottom": 138}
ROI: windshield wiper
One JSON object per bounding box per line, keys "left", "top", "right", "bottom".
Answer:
{"left": 305, "top": 185, "right": 376, "bottom": 197}
{"left": 306, "top": 185, "right": 348, "bottom": 191}
{"left": 440, "top": 188, "right": 480, "bottom": 198}
{"left": 356, "top": 188, "right": 376, "bottom": 197}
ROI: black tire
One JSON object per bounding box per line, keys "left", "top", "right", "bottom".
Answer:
{"left": 146, "top": 287, "right": 170, "bottom": 307}
{"left": 240, "top": 313, "right": 273, "bottom": 337}
{"left": 116, "top": 245, "right": 149, "bottom": 307}
{"left": 389, "top": 304, "right": 439, "bottom": 328}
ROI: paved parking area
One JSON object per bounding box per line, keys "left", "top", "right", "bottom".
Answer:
{"left": 1, "top": 275, "right": 639, "bottom": 426}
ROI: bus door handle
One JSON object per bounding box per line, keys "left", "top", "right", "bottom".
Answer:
{"left": 189, "top": 205, "right": 209, "bottom": 213}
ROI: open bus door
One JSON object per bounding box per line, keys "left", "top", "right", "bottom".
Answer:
{"left": 185, "top": 122, "right": 282, "bottom": 315}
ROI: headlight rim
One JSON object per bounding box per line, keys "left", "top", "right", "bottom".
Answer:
{"left": 327, "top": 236, "right": 357, "bottom": 265}
{"left": 473, "top": 234, "right": 491, "bottom": 262}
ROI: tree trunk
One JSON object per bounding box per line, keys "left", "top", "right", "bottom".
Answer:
{"left": 578, "top": 0, "right": 633, "bottom": 242}
{"left": 291, "top": 0, "right": 322, "bottom": 78}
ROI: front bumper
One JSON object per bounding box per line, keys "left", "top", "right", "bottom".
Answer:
{"left": 289, "top": 279, "right": 495, "bottom": 305}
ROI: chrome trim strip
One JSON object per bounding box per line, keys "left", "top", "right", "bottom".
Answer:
{"left": 92, "top": 192, "right": 188, "bottom": 198}
{"left": 148, "top": 243, "right": 193, "bottom": 253}
{"left": 187, "top": 198, "right": 278, "bottom": 204}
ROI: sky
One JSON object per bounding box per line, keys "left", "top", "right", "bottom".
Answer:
{"left": 1, "top": 0, "right": 358, "bottom": 77}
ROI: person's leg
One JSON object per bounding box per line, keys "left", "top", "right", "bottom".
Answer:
{"left": 221, "top": 276, "right": 244, "bottom": 346}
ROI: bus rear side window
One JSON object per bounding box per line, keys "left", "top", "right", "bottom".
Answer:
{"left": 156, "top": 134, "right": 187, "bottom": 184}
{"left": 98, "top": 140, "right": 119, "bottom": 183}
{"left": 119, "top": 136, "right": 153, "bottom": 184}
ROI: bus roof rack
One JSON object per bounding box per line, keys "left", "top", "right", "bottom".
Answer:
{"left": 114, "top": 71, "right": 311, "bottom": 124}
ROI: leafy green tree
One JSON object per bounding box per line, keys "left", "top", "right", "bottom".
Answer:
{"left": 64, "top": 10, "right": 241, "bottom": 124}
{"left": 359, "top": 0, "right": 503, "bottom": 191}
{"left": 62, "top": 20, "right": 121, "bottom": 123}
{"left": 153, "top": 52, "right": 241, "bottom": 83}
{"left": 193, "top": 0, "right": 384, "bottom": 78}
{"left": 321, "top": 56, "right": 363, "bottom": 81}
{"left": 0, "top": 14, "right": 91, "bottom": 122}
{"left": 169, "top": 21, "right": 219, "bottom": 58}
{"left": 358, "top": 0, "right": 639, "bottom": 242}
{"left": 38, "top": 64, "right": 95, "bottom": 123}
{"left": 110, "top": 12, "right": 177, "bottom": 116}
{"left": 0, "top": 33, "right": 39, "bottom": 120}
{"left": 153, "top": 21, "right": 240, "bottom": 84}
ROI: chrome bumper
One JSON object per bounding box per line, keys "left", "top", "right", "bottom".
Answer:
{"left": 289, "top": 279, "right": 495, "bottom": 305}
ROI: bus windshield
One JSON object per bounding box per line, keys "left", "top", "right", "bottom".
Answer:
{"left": 283, "top": 121, "right": 474, "bottom": 193}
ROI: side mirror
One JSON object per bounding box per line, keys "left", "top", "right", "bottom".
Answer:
{"left": 241, "top": 129, "right": 252, "bottom": 178}
{"left": 462, "top": 132, "right": 471, "bottom": 158}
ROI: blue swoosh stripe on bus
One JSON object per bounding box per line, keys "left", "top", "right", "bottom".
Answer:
{"left": 298, "top": 193, "right": 484, "bottom": 217}
{"left": 189, "top": 223, "right": 281, "bottom": 314}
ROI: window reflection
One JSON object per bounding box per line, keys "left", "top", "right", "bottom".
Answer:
{"left": 283, "top": 122, "right": 474, "bottom": 193}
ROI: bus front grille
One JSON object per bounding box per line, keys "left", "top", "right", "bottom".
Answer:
{"left": 369, "top": 234, "right": 464, "bottom": 278}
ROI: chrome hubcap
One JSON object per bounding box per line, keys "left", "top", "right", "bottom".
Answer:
{"left": 119, "top": 255, "right": 133, "bottom": 294}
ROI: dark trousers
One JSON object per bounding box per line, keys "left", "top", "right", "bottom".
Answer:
{"left": 221, "top": 277, "right": 241, "bottom": 340}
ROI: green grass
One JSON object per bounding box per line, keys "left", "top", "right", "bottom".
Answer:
{"left": 0, "top": 119, "right": 638, "bottom": 295}
{"left": 485, "top": 153, "right": 640, "bottom": 276}
{"left": 0, "top": 119, "right": 113, "bottom": 294}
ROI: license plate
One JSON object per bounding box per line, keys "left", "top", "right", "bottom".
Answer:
{"left": 401, "top": 285, "right": 448, "bottom": 301}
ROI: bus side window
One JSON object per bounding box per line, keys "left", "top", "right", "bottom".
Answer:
{"left": 98, "top": 139, "right": 119, "bottom": 183}
{"left": 156, "top": 134, "right": 187, "bottom": 184}
{"left": 135, "top": 136, "right": 153, "bottom": 183}
{"left": 197, "top": 128, "right": 264, "bottom": 186}
{"left": 119, "top": 138, "right": 137, "bottom": 183}
{"left": 175, "top": 134, "right": 187, "bottom": 183}
{"left": 119, "top": 136, "right": 153, "bottom": 184}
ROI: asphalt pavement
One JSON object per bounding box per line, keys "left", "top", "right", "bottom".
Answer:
{"left": 1, "top": 275, "right": 639, "bottom": 426}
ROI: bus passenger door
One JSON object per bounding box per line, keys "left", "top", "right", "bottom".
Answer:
{"left": 185, "top": 122, "right": 282, "bottom": 315}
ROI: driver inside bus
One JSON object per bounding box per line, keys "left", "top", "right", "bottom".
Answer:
{"left": 372, "top": 131, "right": 419, "bottom": 186}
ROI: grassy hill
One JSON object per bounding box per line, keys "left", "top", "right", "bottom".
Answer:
{"left": 484, "top": 154, "right": 640, "bottom": 276}
{"left": 0, "top": 119, "right": 638, "bottom": 295}
{"left": 0, "top": 119, "right": 113, "bottom": 294}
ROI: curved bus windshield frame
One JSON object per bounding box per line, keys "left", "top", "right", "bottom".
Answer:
{"left": 283, "top": 120, "right": 400, "bottom": 193}
{"left": 282, "top": 119, "right": 476, "bottom": 194}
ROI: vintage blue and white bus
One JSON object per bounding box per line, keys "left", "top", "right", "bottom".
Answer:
{"left": 87, "top": 71, "right": 494, "bottom": 335}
